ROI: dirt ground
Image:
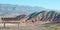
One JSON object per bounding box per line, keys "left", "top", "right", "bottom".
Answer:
{"left": 0, "top": 24, "right": 60, "bottom": 30}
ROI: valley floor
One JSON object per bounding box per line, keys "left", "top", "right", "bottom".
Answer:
{"left": 0, "top": 23, "right": 60, "bottom": 30}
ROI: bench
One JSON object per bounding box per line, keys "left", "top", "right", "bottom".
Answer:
{"left": 1, "top": 18, "right": 21, "bottom": 28}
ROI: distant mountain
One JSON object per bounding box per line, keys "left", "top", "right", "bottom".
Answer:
{"left": 0, "top": 4, "right": 45, "bottom": 17}
{"left": 0, "top": 4, "right": 60, "bottom": 24}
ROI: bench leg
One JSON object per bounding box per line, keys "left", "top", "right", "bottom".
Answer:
{"left": 17, "top": 23, "right": 20, "bottom": 30}
{"left": 18, "top": 23, "right": 19, "bottom": 28}
{"left": 4, "top": 23, "right": 6, "bottom": 28}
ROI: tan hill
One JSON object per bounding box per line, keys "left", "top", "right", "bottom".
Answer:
{"left": 26, "top": 11, "right": 60, "bottom": 24}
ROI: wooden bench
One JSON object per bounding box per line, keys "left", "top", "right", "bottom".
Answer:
{"left": 1, "top": 18, "right": 21, "bottom": 28}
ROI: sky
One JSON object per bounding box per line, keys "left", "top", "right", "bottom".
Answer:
{"left": 0, "top": 0, "right": 60, "bottom": 10}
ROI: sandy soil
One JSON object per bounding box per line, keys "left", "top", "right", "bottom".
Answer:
{"left": 0, "top": 23, "right": 60, "bottom": 30}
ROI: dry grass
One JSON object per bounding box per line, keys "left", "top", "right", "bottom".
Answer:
{"left": 0, "top": 23, "right": 60, "bottom": 30}
{"left": 50, "top": 26, "right": 60, "bottom": 30}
